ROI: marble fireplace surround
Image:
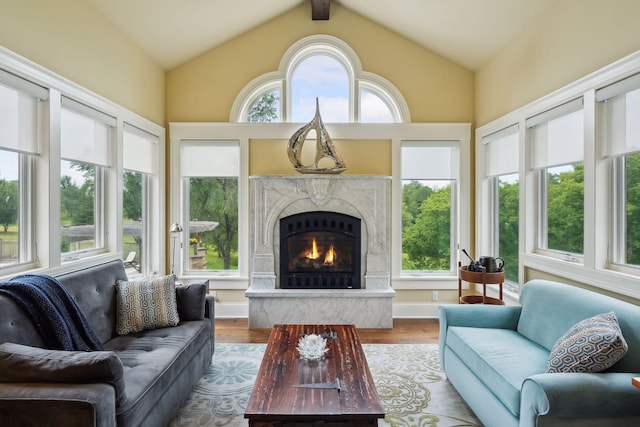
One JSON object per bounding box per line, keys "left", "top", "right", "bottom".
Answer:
{"left": 246, "top": 175, "right": 395, "bottom": 328}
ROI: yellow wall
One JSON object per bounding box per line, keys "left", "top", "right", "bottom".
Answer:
{"left": 0, "top": 0, "right": 165, "bottom": 125}
{"left": 167, "top": 2, "right": 474, "bottom": 306}
{"left": 166, "top": 2, "right": 474, "bottom": 124}
{"left": 475, "top": 0, "right": 640, "bottom": 126}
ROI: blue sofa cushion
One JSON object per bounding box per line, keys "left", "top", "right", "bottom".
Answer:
{"left": 546, "top": 311, "right": 628, "bottom": 373}
{"left": 446, "top": 326, "right": 549, "bottom": 417}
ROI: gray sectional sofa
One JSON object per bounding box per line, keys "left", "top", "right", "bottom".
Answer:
{"left": 0, "top": 259, "right": 215, "bottom": 427}
{"left": 439, "top": 279, "right": 640, "bottom": 427}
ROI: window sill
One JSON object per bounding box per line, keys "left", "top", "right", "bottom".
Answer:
{"left": 522, "top": 253, "right": 640, "bottom": 300}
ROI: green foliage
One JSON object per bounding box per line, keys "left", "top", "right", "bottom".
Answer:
{"left": 0, "top": 179, "right": 18, "bottom": 232}
{"left": 402, "top": 183, "right": 451, "bottom": 270}
{"left": 497, "top": 178, "right": 519, "bottom": 282}
{"left": 547, "top": 164, "right": 584, "bottom": 254}
{"left": 626, "top": 154, "right": 640, "bottom": 265}
{"left": 189, "top": 177, "right": 238, "bottom": 270}
{"left": 247, "top": 92, "right": 279, "bottom": 123}
{"left": 401, "top": 181, "right": 434, "bottom": 229}
{"left": 60, "top": 162, "right": 95, "bottom": 226}
{"left": 123, "top": 171, "right": 142, "bottom": 221}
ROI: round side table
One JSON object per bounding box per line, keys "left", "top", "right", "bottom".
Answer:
{"left": 458, "top": 262, "right": 505, "bottom": 305}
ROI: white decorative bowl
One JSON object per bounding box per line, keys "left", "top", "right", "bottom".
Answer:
{"left": 297, "top": 334, "right": 328, "bottom": 361}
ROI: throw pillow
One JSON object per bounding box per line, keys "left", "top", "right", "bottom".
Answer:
{"left": 175, "top": 282, "right": 207, "bottom": 321}
{"left": 0, "top": 342, "right": 127, "bottom": 408}
{"left": 546, "top": 311, "right": 628, "bottom": 373}
{"left": 115, "top": 275, "right": 180, "bottom": 335}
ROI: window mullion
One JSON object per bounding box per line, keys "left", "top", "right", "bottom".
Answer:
{"left": 537, "top": 170, "right": 548, "bottom": 251}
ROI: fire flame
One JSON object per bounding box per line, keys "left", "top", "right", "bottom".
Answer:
{"left": 324, "top": 245, "right": 336, "bottom": 265}
{"left": 304, "top": 239, "right": 337, "bottom": 265}
{"left": 306, "top": 238, "right": 319, "bottom": 260}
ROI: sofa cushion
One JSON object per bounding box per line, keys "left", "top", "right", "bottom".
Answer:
{"left": 446, "top": 326, "right": 549, "bottom": 417}
{"left": 104, "top": 319, "right": 211, "bottom": 426}
{"left": 175, "top": 282, "right": 207, "bottom": 321}
{"left": 115, "top": 275, "right": 180, "bottom": 335}
{"left": 0, "top": 342, "right": 127, "bottom": 408}
{"left": 546, "top": 311, "right": 628, "bottom": 373}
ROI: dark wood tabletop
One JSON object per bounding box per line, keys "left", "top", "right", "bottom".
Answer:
{"left": 244, "top": 324, "right": 385, "bottom": 426}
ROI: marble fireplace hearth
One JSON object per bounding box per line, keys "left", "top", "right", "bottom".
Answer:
{"left": 246, "top": 175, "right": 395, "bottom": 328}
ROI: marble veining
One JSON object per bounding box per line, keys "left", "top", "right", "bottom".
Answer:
{"left": 247, "top": 175, "right": 395, "bottom": 328}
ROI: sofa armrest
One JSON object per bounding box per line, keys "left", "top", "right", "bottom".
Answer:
{"left": 438, "top": 304, "right": 522, "bottom": 330}
{"left": 205, "top": 294, "right": 215, "bottom": 331}
{"left": 0, "top": 382, "right": 116, "bottom": 427}
{"left": 520, "top": 372, "right": 640, "bottom": 426}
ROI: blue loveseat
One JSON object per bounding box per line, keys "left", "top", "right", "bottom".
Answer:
{"left": 439, "top": 279, "right": 640, "bottom": 427}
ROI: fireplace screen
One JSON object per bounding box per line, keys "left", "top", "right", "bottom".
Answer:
{"left": 280, "top": 211, "right": 361, "bottom": 289}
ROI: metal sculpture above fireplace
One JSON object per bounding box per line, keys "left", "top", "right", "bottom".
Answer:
{"left": 280, "top": 211, "right": 361, "bottom": 289}
{"left": 287, "top": 98, "right": 346, "bottom": 174}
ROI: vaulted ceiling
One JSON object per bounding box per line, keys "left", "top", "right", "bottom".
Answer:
{"left": 85, "top": 0, "right": 555, "bottom": 71}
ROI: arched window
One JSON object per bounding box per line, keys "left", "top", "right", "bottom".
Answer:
{"left": 233, "top": 35, "right": 409, "bottom": 123}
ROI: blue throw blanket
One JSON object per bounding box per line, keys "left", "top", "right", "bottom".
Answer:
{"left": 0, "top": 274, "right": 103, "bottom": 351}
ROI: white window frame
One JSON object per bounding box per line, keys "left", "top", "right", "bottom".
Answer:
{"left": 397, "top": 141, "right": 460, "bottom": 275}
{"left": 169, "top": 129, "right": 249, "bottom": 287}
{"left": 122, "top": 123, "right": 162, "bottom": 277}
{"left": 477, "top": 124, "right": 521, "bottom": 292}
{"left": 0, "top": 45, "right": 165, "bottom": 280}
{"left": 170, "top": 122, "right": 471, "bottom": 291}
{"left": 476, "top": 49, "right": 640, "bottom": 300}
{"left": 230, "top": 35, "right": 410, "bottom": 123}
{"left": 0, "top": 69, "right": 43, "bottom": 272}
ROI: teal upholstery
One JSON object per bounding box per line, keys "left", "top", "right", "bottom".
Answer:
{"left": 439, "top": 279, "right": 640, "bottom": 427}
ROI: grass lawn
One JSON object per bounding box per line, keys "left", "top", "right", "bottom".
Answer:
{"left": 205, "top": 247, "right": 238, "bottom": 270}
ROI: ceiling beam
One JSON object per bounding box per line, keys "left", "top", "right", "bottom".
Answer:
{"left": 311, "top": 0, "right": 330, "bottom": 20}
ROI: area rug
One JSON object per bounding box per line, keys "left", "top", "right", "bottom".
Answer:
{"left": 171, "top": 343, "right": 481, "bottom": 427}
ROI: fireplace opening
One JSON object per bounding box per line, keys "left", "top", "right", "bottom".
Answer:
{"left": 280, "top": 211, "right": 361, "bottom": 289}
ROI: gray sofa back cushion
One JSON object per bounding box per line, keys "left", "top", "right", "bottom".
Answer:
{"left": 517, "top": 279, "right": 640, "bottom": 372}
{"left": 55, "top": 259, "right": 128, "bottom": 344}
{"left": 0, "top": 293, "right": 47, "bottom": 347}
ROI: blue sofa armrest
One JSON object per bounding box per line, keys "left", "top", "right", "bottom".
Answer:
{"left": 439, "top": 304, "right": 522, "bottom": 330}
{"left": 520, "top": 372, "right": 640, "bottom": 426}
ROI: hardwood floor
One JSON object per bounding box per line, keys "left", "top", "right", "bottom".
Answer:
{"left": 215, "top": 318, "right": 440, "bottom": 344}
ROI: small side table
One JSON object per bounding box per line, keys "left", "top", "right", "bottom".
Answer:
{"left": 633, "top": 377, "right": 640, "bottom": 389}
{"left": 458, "top": 262, "right": 505, "bottom": 305}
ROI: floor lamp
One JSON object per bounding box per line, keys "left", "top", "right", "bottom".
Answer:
{"left": 169, "top": 223, "right": 183, "bottom": 275}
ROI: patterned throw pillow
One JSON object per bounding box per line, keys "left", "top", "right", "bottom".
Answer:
{"left": 546, "top": 311, "right": 628, "bottom": 373}
{"left": 115, "top": 275, "right": 180, "bottom": 335}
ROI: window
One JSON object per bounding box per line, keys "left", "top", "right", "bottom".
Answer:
{"left": 0, "top": 70, "right": 45, "bottom": 270}
{"left": 122, "top": 124, "right": 159, "bottom": 276}
{"left": 247, "top": 89, "right": 280, "bottom": 123}
{"left": 291, "top": 55, "right": 349, "bottom": 123}
{"left": 483, "top": 125, "right": 520, "bottom": 287}
{"left": 527, "top": 99, "right": 584, "bottom": 258}
{"left": 360, "top": 88, "right": 395, "bottom": 123}
{"left": 232, "top": 35, "right": 408, "bottom": 123}
{"left": 1, "top": 50, "right": 165, "bottom": 279}
{"left": 180, "top": 141, "right": 240, "bottom": 274}
{"left": 401, "top": 142, "right": 459, "bottom": 273}
{"left": 60, "top": 98, "right": 114, "bottom": 261}
{"left": 598, "top": 73, "right": 640, "bottom": 269}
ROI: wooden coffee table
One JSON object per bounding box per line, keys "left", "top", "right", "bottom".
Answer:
{"left": 244, "top": 324, "right": 385, "bottom": 426}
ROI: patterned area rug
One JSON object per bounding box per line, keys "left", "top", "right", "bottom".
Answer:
{"left": 171, "top": 343, "right": 481, "bottom": 427}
